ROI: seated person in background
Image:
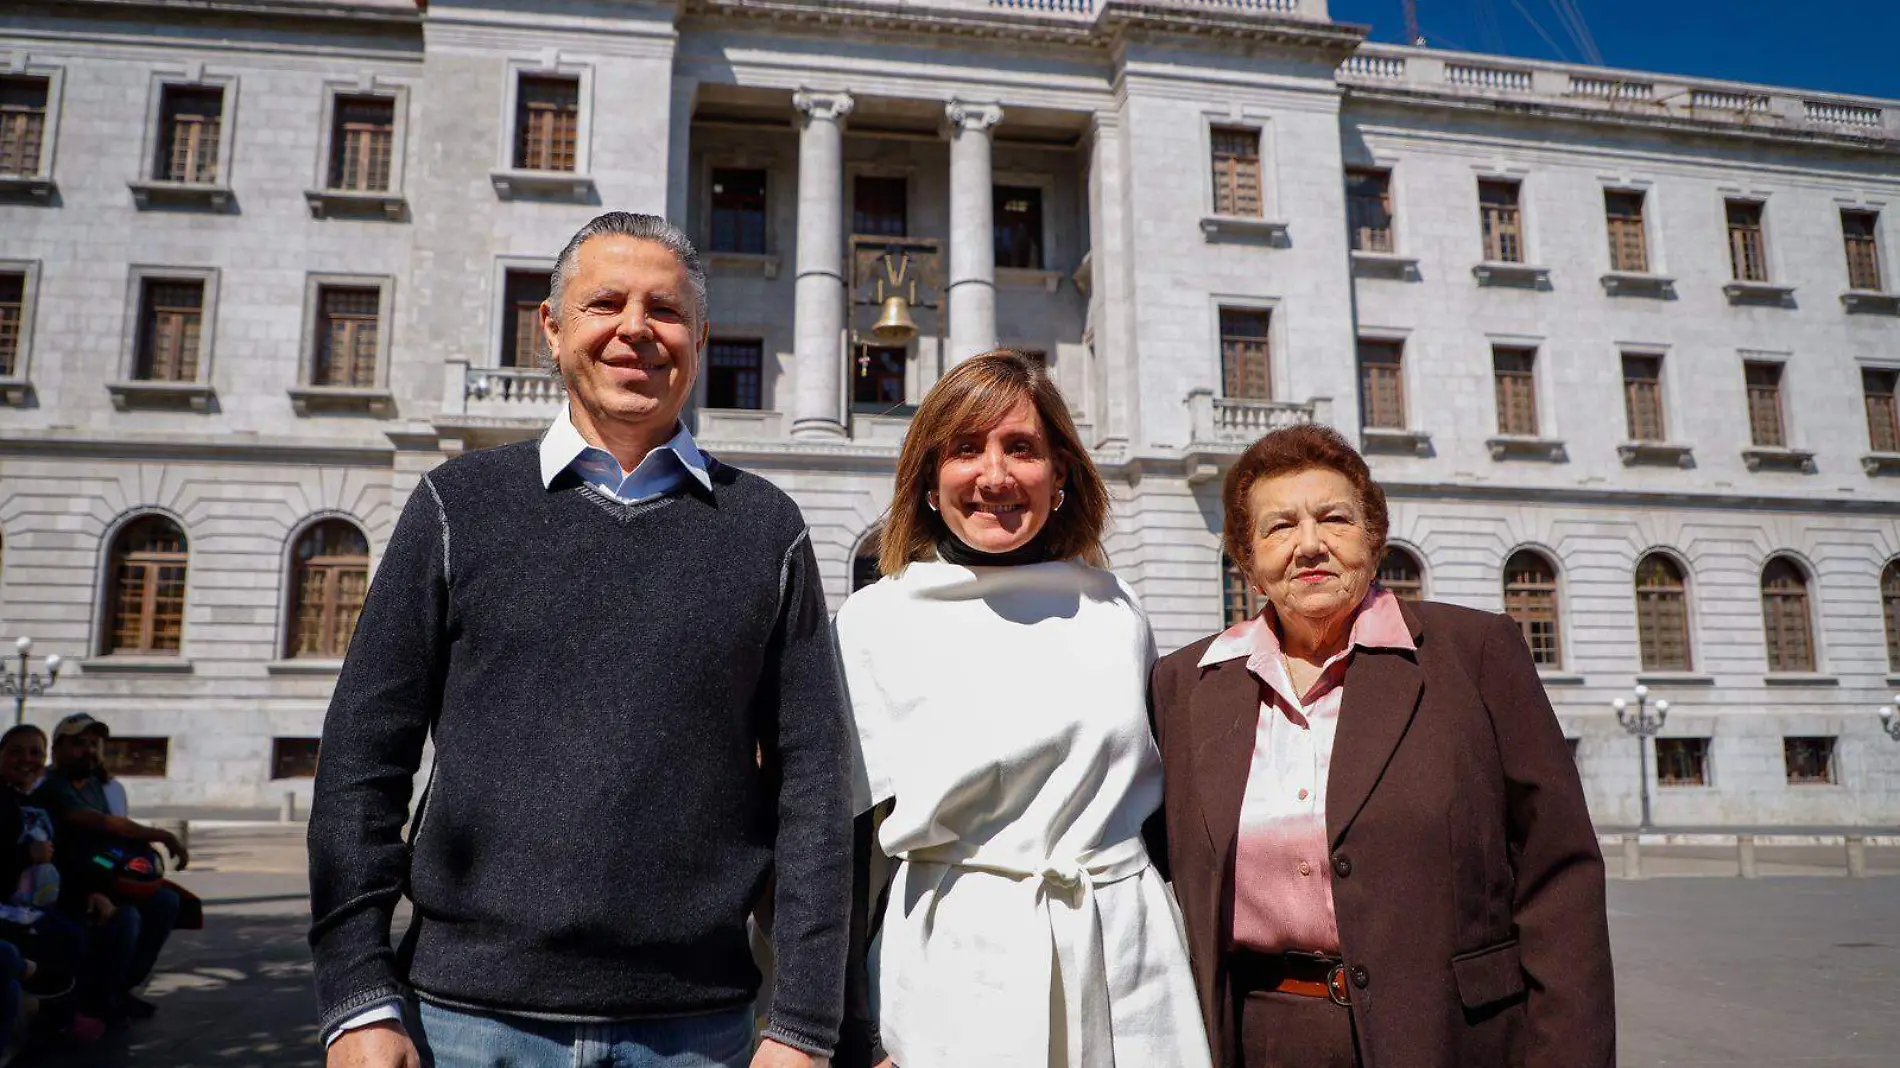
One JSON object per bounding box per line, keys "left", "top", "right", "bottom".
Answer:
{"left": 30, "top": 715, "right": 186, "bottom": 1021}
{"left": 0, "top": 724, "right": 116, "bottom": 1043}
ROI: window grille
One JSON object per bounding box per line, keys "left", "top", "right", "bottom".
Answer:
{"left": 1346, "top": 169, "right": 1393, "bottom": 252}
{"left": 1221, "top": 554, "right": 1261, "bottom": 627}
{"left": 313, "top": 287, "right": 380, "bottom": 388}
{"left": 993, "top": 186, "right": 1044, "bottom": 270}
{"left": 1760, "top": 557, "right": 1815, "bottom": 673}
{"left": 1883, "top": 560, "right": 1900, "bottom": 672}
{"left": 1842, "top": 210, "right": 1882, "bottom": 291}
{"left": 1605, "top": 190, "right": 1649, "bottom": 272}
{"left": 1219, "top": 308, "right": 1271, "bottom": 400}
{"left": 0, "top": 272, "right": 22, "bottom": 378}
{"left": 514, "top": 75, "right": 579, "bottom": 173}
{"left": 1782, "top": 737, "right": 1837, "bottom": 786}
{"left": 503, "top": 269, "right": 552, "bottom": 368}
{"left": 1727, "top": 201, "right": 1768, "bottom": 282}
{"left": 1864, "top": 368, "right": 1899, "bottom": 453}
{"left": 1744, "top": 361, "right": 1785, "bottom": 447}
{"left": 106, "top": 737, "right": 170, "bottom": 778}
{"left": 288, "top": 520, "right": 369, "bottom": 659}
{"left": 1377, "top": 547, "right": 1423, "bottom": 602}
{"left": 1622, "top": 354, "right": 1665, "bottom": 442}
{"left": 710, "top": 168, "right": 768, "bottom": 255}
{"left": 106, "top": 516, "right": 188, "bottom": 655}
{"left": 0, "top": 76, "right": 49, "bottom": 177}
{"left": 1655, "top": 738, "right": 1709, "bottom": 787}
{"left": 1479, "top": 180, "right": 1523, "bottom": 263}
{"left": 1503, "top": 551, "right": 1561, "bottom": 667}
{"left": 1358, "top": 339, "right": 1405, "bottom": 429}
{"left": 1492, "top": 347, "right": 1538, "bottom": 437}
{"left": 329, "top": 95, "right": 394, "bottom": 192}
{"left": 1210, "top": 127, "right": 1262, "bottom": 218}
{"left": 157, "top": 85, "right": 222, "bottom": 183}
{"left": 706, "top": 339, "right": 764, "bottom": 410}
{"left": 272, "top": 738, "right": 322, "bottom": 780}
{"left": 1635, "top": 554, "right": 1691, "bottom": 671}
{"left": 136, "top": 280, "right": 204, "bottom": 382}
{"left": 852, "top": 176, "right": 907, "bottom": 238}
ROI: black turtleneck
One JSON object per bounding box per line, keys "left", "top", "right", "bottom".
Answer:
{"left": 933, "top": 531, "right": 1050, "bottom": 568}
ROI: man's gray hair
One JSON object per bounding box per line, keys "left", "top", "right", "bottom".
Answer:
{"left": 547, "top": 212, "right": 708, "bottom": 333}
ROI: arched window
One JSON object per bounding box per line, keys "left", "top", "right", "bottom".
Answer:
{"left": 1884, "top": 559, "right": 1900, "bottom": 672}
{"left": 851, "top": 528, "right": 883, "bottom": 593}
{"left": 288, "top": 520, "right": 370, "bottom": 659}
{"left": 1760, "top": 557, "right": 1816, "bottom": 673}
{"left": 1377, "top": 546, "right": 1424, "bottom": 602}
{"left": 1221, "top": 554, "right": 1261, "bottom": 627}
{"left": 105, "top": 516, "right": 188, "bottom": 655}
{"left": 1635, "top": 553, "right": 1692, "bottom": 671}
{"left": 1503, "top": 550, "right": 1562, "bottom": 668}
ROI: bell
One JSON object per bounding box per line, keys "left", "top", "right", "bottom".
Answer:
{"left": 872, "top": 295, "right": 918, "bottom": 343}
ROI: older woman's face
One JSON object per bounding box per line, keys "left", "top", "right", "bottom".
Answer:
{"left": 936, "top": 395, "right": 1065, "bottom": 555}
{"left": 1244, "top": 466, "right": 1377, "bottom": 627}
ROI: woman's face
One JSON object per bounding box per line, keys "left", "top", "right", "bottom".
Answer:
{"left": 1244, "top": 466, "right": 1377, "bottom": 630}
{"left": 0, "top": 733, "right": 45, "bottom": 793}
{"left": 935, "top": 395, "right": 1066, "bottom": 555}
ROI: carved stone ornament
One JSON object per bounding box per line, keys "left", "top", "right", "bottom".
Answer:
{"left": 792, "top": 89, "right": 855, "bottom": 126}
{"left": 945, "top": 99, "right": 1005, "bottom": 134}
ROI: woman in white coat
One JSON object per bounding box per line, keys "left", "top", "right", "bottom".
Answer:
{"left": 835, "top": 351, "right": 1212, "bottom": 1068}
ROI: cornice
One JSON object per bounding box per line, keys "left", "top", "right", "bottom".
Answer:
{"left": 684, "top": 0, "right": 1098, "bottom": 47}
{"left": 1343, "top": 85, "right": 1900, "bottom": 157}
{"left": 17, "top": 0, "right": 422, "bottom": 28}
{"left": 1098, "top": 3, "right": 1367, "bottom": 59}
{"left": 0, "top": 432, "right": 395, "bottom": 469}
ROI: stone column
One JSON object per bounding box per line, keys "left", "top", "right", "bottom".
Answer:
{"left": 945, "top": 99, "right": 1004, "bottom": 366}
{"left": 790, "top": 89, "right": 854, "bottom": 440}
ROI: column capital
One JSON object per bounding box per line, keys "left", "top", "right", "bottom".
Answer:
{"left": 793, "top": 88, "right": 855, "bottom": 126}
{"left": 945, "top": 99, "right": 1005, "bottom": 135}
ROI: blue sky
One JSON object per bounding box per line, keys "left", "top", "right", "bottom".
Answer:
{"left": 1330, "top": 0, "right": 1900, "bottom": 101}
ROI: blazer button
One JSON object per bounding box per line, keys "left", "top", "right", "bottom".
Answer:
{"left": 1350, "top": 965, "right": 1370, "bottom": 989}
{"left": 1332, "top": 854, "right": 1352, "bottom": 878}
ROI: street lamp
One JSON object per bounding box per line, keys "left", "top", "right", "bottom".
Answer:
{"left": 2, "top": 636, "right": 63, "bottom": 726}
{"left": 1613, "top": 684, "right": 1670, "bottom": 831}
{"left": 1879, "top": 694, "right": 1900, "bottom": 742}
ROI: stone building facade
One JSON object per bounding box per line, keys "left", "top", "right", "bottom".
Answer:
{"left": 2, "top": 0, "right": 1898, "bottom": 823}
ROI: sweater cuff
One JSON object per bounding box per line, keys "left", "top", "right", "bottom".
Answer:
{"left": 762, "top": 1019, "right": 836, "bottom": 1060}
{"left": 317, "top": 985, "right": 405, "bottom": 1047}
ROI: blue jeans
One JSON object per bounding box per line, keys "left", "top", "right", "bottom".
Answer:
{"left": 122, "top": 886, "right": 180, "bottom": 990}
{"left": 413, "top": 999, "right": 755, "bottom": 1068}
{"left": 0, "top": 940, "right": 20, "bottom": 1042}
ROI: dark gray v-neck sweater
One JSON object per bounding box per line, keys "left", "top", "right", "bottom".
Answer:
{"left": 307, "top": 441, "right": 852, "bottom": 1055}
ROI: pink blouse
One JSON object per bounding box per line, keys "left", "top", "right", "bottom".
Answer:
{"left": 1196, "top": 587, "right": 1415, "bottom": 954}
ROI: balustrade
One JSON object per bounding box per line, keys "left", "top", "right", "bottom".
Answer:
{"left": 1446, "top": 64, "right": 1533, "bottom": 92}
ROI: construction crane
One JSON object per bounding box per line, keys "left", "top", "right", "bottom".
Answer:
{"left": 1404, "top": 0, "right": 1425, "bottom": 47}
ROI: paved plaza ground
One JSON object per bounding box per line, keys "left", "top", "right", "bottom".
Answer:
{"left": 16, "top": 825, "right": 1897, "bottom": 1067}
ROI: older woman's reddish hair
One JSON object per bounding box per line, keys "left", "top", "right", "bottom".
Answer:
{"left": 1221, "top": 424, "right": 1389, "bottom": 570}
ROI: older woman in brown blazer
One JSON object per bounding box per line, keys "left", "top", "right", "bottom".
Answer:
{"left": 1146, "top": 425, "right": 1614, "bottom": 1068}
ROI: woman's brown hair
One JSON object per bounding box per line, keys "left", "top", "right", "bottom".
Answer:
{"left": 1221, "top": 423, "right": 1389, "bottom": 570}
{"left": 880, "top": 350, "right": 1109, "bottom": 576}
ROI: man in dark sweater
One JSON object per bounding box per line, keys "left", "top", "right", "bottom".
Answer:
{"left": 310, "top": 213, "right": 853, "bottom": 1068}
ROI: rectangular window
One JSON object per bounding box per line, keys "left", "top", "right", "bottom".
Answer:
{"left": 156, "top": 85, "right": 223, "bottom": 184}
{"left": 1727, "top": 200, "right": 1768, "bottom": 282}
{"left": 0, "top": 76, "right": 49, "bottom": 178}
{"left": 1218, "top": 308, "right": 1271, "bottom": 400}
{"left": 136, "top": 279, "right": 205, "bottom": 382}
{"left": 994, "top": 186, "right": 1044, "bottom": 270}
{"left": 852, "top": 176, "right": 907, "bottom": 238}
{"left": 1492, "top": 346, "right": 1539, "bottom": 437}
{"left": 1866, "top": 368, "right": 1900, "bottom": 453}
{"left": 312, "top": 286, "right": 380, "bottom": 388}
{"left": 1744, "top": 361, "right": 1785, "bottom": 447}
{"left": 1622, "top": 353, "right": 1665, "bottom": 442}
{"left": 1605, "top": 190, "right": 1649, "bottom": 273}
{"left": 1357, "top": 339, "right": 1405, "bottom": 429}
{"left": 328, "top": 95, "right": 394, "bottom": 193}
{"left": 853, "top": 344, "right": 907, "bottom": 409}
{"left": 0, "top": 272, "right": 22, "bottom": 378}
{"left": 709, "top": 168, "right": 768, "bottom": 255}
{"left": 1843, "top": 209, "right": 1883, "bottom": 291}
{"left": 502, "top": 269, "right": 551, "bottom": 369}
{"left": 1346, "top": 168, "right": 1393, "bottom": 253}
{"left": 1479, "top": 179, "right": 1524, "bottom": 263}
{"left": 514, "top": 75, "right": 579, "bottom": 173}
{"left": 1783, "top": 737, "right": 1837, "bottom": 786}
{"left": 1655, "top": 738, "right": 1710, "bottom": 787}
{"left": 107, "top": 737, "right": 171, "bottom": 778}
{"left": 1210, "top": 126, "right": 1262, "bottom": 218}
{"left": 271, "top": 738, "right": 322, "bottom": 780}
{"left": 706, "top": 339, "right": 763, "bottom": 410}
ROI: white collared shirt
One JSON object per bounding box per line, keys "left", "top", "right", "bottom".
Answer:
{"left": 537, "top": 404, "right": 712, "bottom": 502}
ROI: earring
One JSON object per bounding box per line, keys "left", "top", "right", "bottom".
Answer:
{"left": 926, "top": 492, "right": 939, "bottom": 513}
{"left": 1054, "top": 489, "right": 1066, "bottom": 511}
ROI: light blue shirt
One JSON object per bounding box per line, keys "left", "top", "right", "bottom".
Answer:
{"left": 537, "top": 404, "right": 712, "bottom": 502}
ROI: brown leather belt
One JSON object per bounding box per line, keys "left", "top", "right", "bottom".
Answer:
{"left": 1230, "top": 949, "right": 1352, "bottom": 1006}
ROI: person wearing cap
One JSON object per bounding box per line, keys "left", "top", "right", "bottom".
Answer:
{"left": 31, "top": 713, "right": 187, "bottom": 1021}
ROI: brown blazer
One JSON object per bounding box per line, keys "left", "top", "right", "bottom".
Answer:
{"left": 1145, "top": 599, "right": 1615, "bottom": 1068}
